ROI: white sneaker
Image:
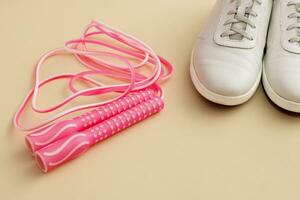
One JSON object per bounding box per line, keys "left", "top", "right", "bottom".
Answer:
{"left": 264, "top": 0, "right": 300, "bottom": 112}
{"left": 190, "top": 0, "right": 272, "bottom": 105}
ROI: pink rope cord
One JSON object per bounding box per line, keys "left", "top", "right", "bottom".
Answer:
{"left": 14, "top": 20, "right": 173, "bottom": 133}
{"left": 13, "top": 21, "right": 173, "bottom": 172}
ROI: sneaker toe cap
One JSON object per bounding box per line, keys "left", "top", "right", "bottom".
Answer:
{"left": 192, "top": 58, "right": 260, "bottom": 97}
{"left": 265, "top": 59, "right": 300, "bottom": 103}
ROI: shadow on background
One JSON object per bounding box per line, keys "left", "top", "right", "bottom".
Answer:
{"left": 261, "top": 87, "right": 300, "bottom": 117}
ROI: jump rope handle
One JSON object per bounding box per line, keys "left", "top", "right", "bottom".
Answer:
{"left": 26, "top": 89, "right": 156, "bottom": 153}
{"left": 34, "top": 97, "right": 164, "bottom": 172}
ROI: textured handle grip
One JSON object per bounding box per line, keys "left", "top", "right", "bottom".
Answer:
{"left": 26, "top": 89, "right": 155, "bottom": 153}
{"left": 35, "top": 97, "right": 164, "bottom": 172}
{"left": 35, "top": 133, "right": 92, "bottom": 172}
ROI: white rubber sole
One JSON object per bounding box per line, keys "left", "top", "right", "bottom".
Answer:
{"left": 262, "top": 64, "right": 300, "bottom": 113}
{"left": 190, "top": 51, "right": 261, "bottom": 106}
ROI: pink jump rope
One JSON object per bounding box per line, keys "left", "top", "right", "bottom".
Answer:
{"left": 14, "top": 21, "right": 173, "bottom": 172}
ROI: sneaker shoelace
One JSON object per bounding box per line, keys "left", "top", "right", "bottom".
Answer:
{"left": 221, "top": 0, "right": 262, "bottom": 41}
{"left": 287, "top": 1, "right": 300, "bottom": 44}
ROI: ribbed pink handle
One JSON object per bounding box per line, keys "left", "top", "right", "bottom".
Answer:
{"left": 26, "top": 89, "right": 155, "bottom": 153}
{"left": 35, "top": 97, "right": 164, "bottom": 172}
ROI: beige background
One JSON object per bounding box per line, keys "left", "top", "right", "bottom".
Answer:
{"left": 1, "top": 0, "right": 300, "bottom": 199}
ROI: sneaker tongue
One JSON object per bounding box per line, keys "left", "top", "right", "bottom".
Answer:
{"left": 238, "top": 0, "right": 252, "bottom": 8}
{"left": 230, "top": 0, "right": 252, "bottom": 40}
